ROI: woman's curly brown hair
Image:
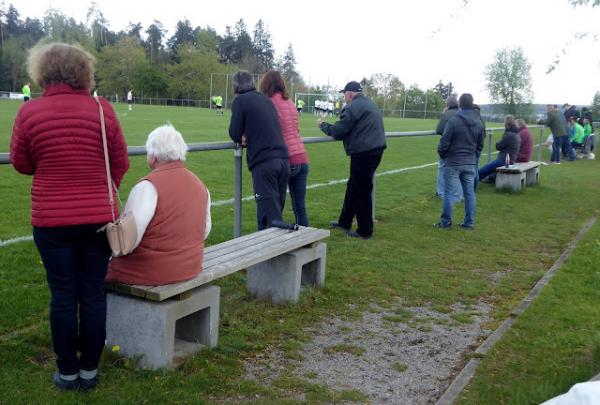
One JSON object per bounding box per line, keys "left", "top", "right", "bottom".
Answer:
{"left": 28, "top": 42, "right": 95, "bottom": 90}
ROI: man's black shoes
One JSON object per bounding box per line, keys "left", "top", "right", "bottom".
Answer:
{"left": 433, "top": 222, "right": 452, "bottom": 229}
{"left": 329, "top": 221, "right": 350, "bottom": 231}
{"left": 53, "top": 372, "right": 79, "bottom": 391}
{"left": 459, "top": 223, "right": 475, "bottom": 230}
{"left": 346, "top": 230, "right": 372, "bottom": 240}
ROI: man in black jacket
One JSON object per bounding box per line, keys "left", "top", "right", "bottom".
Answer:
{"left": 435, "top": 93, "right": 484, "bottom": 230}
{"left": 318, "top": 81, "right": 387, "bottom": 239}
{"left": 435, "top": 96, "right": 462, "bottom": 202}
{"left": 229, "top": 71, "right": 289, "bottom": 230}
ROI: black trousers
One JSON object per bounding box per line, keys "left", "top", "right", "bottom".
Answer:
{"left": 33, "top": 224, "right": 111, "bottom": 375}
{"left": 252, "top": 158, "right": 290, "bottom": 230}
{"left": 338, "top": 150, "right": 384, "bottom": 237}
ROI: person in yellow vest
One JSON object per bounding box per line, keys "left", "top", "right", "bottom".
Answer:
{"left": 22, "top": 82, "right": 31, "bottom": 102}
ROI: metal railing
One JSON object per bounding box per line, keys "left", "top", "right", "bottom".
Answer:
{"left": 0, "top": 126, "right": 545, "bottom": 237}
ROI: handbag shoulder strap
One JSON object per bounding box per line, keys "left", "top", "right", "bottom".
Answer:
{"left": 94, "top": 96, "right": 116, "bottom": 222}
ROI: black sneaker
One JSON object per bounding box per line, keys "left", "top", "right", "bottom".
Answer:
{"left": 346, "top": 230, "right": 372, "bottom": 240}
{"left": 329, "top": 221, "right": 350, "bottom": 231}
{"left": 433, "top": 222, "right": 452, "bottom": 229}
{"left": 52, "top": 372, "right": 79, "bottom": 391}
{"left": 459, "top": 223, "right": 474, "bottom": 230}
{"left": 79, "top": 376, "right": 98, "bottom": 391}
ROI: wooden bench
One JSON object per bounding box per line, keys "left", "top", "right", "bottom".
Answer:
{"left": 105, "top": 226, "right": 330, "bottom": 369}
{"left": 495, "top": 161, "right": 542, "bottom": 192}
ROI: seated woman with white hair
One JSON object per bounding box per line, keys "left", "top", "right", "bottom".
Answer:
{"left": 106, "top": 124, "right": 211, "bottom": 285}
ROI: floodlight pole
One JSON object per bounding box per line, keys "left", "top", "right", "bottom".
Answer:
{"left": 209, "top": 73, "right": 213, "bottom": 110}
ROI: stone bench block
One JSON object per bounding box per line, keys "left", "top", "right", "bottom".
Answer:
{"left": 106, "top": 284, "right": 219, "bottom": 369}
{"left": 246, "top": 242, "right": 326, "bottom": 304}
{"left": 524, "top": 166, "right": 540, "bottom": 186}
{"left": 496, "top": 171, "right": 526, "bottom": 192}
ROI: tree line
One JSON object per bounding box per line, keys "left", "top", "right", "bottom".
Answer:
{"left": 0, "top": 2, "right": 455, "bottom": 113}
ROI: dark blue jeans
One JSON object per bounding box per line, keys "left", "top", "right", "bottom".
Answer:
{"left": 289, "top": 163, "right": 309, "bottom": 226}
{"left": 33, "top": 224, "right": 111, "bottom": 375}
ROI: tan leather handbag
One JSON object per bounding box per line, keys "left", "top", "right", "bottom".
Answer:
{"left": 95, "top": 96, "right": 137, "bottom": 257}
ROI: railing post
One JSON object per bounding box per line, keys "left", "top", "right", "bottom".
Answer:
{"left": 233, "top": 144, "right": 243, "bottom": 238}
{"left": 538, "top": 127, "right": 544, "bottom": 162}
{"left": 487, "top": 128, "right": 493, "bottom": 164}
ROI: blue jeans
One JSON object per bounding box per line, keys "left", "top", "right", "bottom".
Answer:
{"left": 288, "top": 163, "right": 309, "bottom": 226}
{"left": 441, "top": 165, "right": 476, "bottom": 227}
{"left": 437, "top": 158, "right": 464, "bottom": 204}
{"left": 551, "top": 135, "right": 563, "bottom": 162}
{"left": 478, "top": 159, "right": 504, "bottom": 181}
{"left": 33, "top": 224, "right": 111, "bottom": 375}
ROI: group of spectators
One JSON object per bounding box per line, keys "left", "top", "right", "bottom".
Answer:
{"left": 9, "top": 41, "right": 387, "bottom": 392}
{"left": 539, "top": 104, "right": 595, "bottom": 163}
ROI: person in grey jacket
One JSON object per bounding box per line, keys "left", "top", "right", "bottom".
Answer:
{"left": 318, "top": 81, "right": 386, "bottom": 239}
{"left": 435, "top": 96, "right": 462, "bottom": 203}
{"left": 478, "top": 115, "right": 521, "bottom": 181}
{"left": 435, "top": 93, "right": 484, "bottom": 229}
{"left": 537, "top": 105, "right": 573, "bottom": 163}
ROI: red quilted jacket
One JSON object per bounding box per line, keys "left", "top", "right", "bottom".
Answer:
{"left": 10, "top": 83, "right": 130, "bottom": 227}
{"left": 270, "top": 92, "right": 308, "bottom": 165}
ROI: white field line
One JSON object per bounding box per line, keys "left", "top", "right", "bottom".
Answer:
{"left": 0, "top": 145, "right": 541, "bottom": 248}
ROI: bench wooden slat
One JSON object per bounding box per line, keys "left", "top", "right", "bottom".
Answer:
{"left": 201, "top": 228, "right": 293, "bottom": 268}
{"left": 122, "top": 228, "right": 290, "bottom": 298}
{"left": 496, "top": 161, "right": 541, "bottom": 173}
{"left": 144, "top": 228, "right": 330, "bottom": 301}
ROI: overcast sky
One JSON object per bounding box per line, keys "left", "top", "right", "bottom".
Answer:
{"left": 11, "top": 0, "right": 600, "bottom": 105}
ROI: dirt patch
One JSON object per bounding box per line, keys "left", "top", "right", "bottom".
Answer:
{"left": 244, "top": 301, "right": 491, "bottom": 404}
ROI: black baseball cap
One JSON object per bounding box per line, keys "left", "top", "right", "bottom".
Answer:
{"left": 340, "top": 81, "right": 362, "bottom": 93}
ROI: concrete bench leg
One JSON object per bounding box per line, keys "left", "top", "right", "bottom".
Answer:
{"left": 106, "top": 284, "right": 220, "bottom": 369}
{"left": 524, "top": 167, "right": 540, "bottom": 186}
{"left": 247, "top": 242, "right": 327, "bottom": 304}
{"left": 496, "top": 172, "right": 526, "bottom": 192}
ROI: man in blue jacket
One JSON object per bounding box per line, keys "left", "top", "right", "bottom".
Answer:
{"left": 318, "top": 81, "right": 387, "bottom": 240}
{"left": 229, "top": 71, "right": 289, "bottom": 230}
{"left": 435, "top": 93, "right": 484, "bottom": 230}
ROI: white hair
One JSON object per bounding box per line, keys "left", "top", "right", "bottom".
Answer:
{"left": 145, "top": 124, "right": 188, "bottom": 162}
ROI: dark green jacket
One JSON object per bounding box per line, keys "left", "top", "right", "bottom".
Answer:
{"left": 319, "top": 93, "right": 386, "bottom": 155}
{"left": 540, "top": 110, "right": 568, "bottom": 137}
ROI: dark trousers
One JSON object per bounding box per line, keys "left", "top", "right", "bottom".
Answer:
{"left": 289, "top": 163, "right": 310, "bottom": 226}
{"left": 33, "top": 224, "right": 111, "bottom": 375}
{"left": 338, "top": 150, "right": 384, "bottom": 237}
{"left": 252, "top": 158, "right": 290, "bottom": 230}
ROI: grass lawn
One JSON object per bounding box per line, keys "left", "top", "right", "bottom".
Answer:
{"left": 1, "top": 99, "right": 599, "bottom": 403}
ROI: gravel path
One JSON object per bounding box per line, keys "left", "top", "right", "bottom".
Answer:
{"left": 244, "top": 301, "right": 491, "bottom": 404}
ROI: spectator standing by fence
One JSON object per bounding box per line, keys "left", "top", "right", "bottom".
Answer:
{"left": 127, "top": 89, "right": 133, "bottom": 111}
{"left": 435, "top": 93, "right": 484, "bottom": 230}
{"left": 538, "top": 105, "right": 571, "bottom": 164}
{"left": 10, "top": 42, "right": 129, "bottom": 391}
{"left": 318, "top": 81, "right": 386, "bottom": 240}
{"left": 435, "top": 96, "right": 462, "bottom": 204}
{"left": 229, "top": 70, "right": 289, "bottom": 231}
{"left": 259, "top": 70, "right": 310, "bottom": 226}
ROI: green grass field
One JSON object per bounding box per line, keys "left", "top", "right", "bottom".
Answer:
{"left": 1, "top": 99, "right": 600, "bottom": 404}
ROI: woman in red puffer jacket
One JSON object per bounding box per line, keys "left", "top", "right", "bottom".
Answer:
{"left": 10, "top": 42, "right": 129, "bottom": 391}
{"left": 259, "top": 70, "right": 310, "bottom": 226}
